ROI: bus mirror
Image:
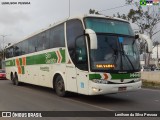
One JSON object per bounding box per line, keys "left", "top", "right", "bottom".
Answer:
{"left": 85, "top": 29, "right": 97, "bottom": 49}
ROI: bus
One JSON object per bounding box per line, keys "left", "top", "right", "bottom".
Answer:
{"left": 5, "top": 14, "right": 142, "bottom": 96}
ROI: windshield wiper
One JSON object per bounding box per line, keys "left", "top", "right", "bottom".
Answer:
{"left": 105, "top": 38, "right": 119, "bottom": 69}
{"left": 120, "top": 43, "right": 135, "bottom": 71}
{"left": 105, "top": 37, "right": 135, "bottom": 71}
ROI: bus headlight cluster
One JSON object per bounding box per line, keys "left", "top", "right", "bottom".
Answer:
{"left": 92, "top": 79, "right": 108, "bottom": 84}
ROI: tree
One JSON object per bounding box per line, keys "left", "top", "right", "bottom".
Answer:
{"left": 115, "top": 0, "right": 160, "bottom": 66}
{"left": 116, "top": 0, "right": 160, "bottom": 38}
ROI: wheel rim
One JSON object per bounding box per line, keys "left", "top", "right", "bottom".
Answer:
{"left": 55, "top": 76, "right": 65, "bottom": 96}
{"left": 57, "top": 80, "right": 64, "bottom": 92}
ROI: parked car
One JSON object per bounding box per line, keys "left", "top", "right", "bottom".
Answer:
{"left": 154, "top": 68, "right": 160, "bottom": 71}
{"left": 141, "top": 66, "right": 151, "bottom": 71}
{"left": 0, "top": 69, "right": 6, "bottom": 80}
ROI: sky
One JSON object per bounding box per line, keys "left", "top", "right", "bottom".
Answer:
{"left": 0, "top": 0, "right": 160, "bottom": 49}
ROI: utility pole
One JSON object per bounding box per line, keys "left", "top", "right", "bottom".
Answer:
{"left": 69, "top": 0, "right": 70, "bottom": 17}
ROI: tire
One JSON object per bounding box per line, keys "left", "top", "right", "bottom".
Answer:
{"left": 14, "top": 74, "right": 20, "bottom": 86}
{"left": 11, "top": 73, "right": 15, "bottom": 85}
{"left": 55, "top": 76, "right": 66, "bottom": 97}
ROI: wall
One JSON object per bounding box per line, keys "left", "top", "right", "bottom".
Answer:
{"left": 141, "top": 72, "right": 160, "bottom": 83}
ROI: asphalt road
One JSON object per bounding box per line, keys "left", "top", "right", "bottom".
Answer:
{"left": 0, "top": 80, "right": 160, "bottom": 120}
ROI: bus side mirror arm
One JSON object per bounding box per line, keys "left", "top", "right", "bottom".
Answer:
{"left": 85, "top": 29, "right": 98, "bottom": 49}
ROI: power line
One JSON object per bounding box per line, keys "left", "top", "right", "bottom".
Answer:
{"left": 153, "top": 29, "right": 160, "bottom": 36}
{"left": 98, "top": 4, "right": 130, "bottom": 12}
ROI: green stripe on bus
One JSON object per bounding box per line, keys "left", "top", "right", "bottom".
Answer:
{"left": 111, "top": 73, "right": 140, "bottom": 79}
{"left": 5, "top": 60, "right": 15, "bottom": 67}
{"left": 5, "top": 49, "right": 66, "bottom": 67}
{"left": 89, "top": 74, "right": 101, "bottom": 80}
{"left": 21, "top": 66, "right": 25, "bottom": 74}
{"left": 60, "top": 49, "right": 65, "bottom": 63}
{"left": 19, "top": 58, "right": 22, "bottom": 66}
{"left": 89, "top": 73, "right": 140, "bottom": 80}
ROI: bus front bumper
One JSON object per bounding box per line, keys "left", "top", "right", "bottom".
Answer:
{"left": 89, "top": 81, "right": 142, "bottom": 95}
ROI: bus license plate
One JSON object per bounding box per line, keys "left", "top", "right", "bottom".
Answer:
{"left": 118, "top": 87, "right": 127, "bottom": 91}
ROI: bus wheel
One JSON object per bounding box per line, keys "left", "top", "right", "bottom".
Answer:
{"left": 11, "top": 73, "right": 15, "bottom": 85}
{"left": 55, "top": 76, "right": 66, "bottom": 97}
{"left": 14, "top": 74, "right": 20, "bottom": 86}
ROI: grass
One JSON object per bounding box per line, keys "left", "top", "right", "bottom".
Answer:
{"left": 142, "top": 80, "right": 160, "bottom": 89}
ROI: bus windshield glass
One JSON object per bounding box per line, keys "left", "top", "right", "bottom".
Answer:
{"left": 84, "top": 17, "right": 140, "bottom": 72}
{"left": 84, "top": 17, "right": 134, "bottom": 36}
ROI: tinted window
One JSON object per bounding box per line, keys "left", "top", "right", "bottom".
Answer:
{"left": 50, "top": 24, "right": 65, "bottom": 48}
{"left": 36, "top": 31, "right": 49, "bottom": 51}
{"left": 28, "top": 37, "right": 37, "bottom": 53}
{"left": 45, "top": 30, "right": 50, "bottom": 49}
{"left": 23, "top": 40, "right": 28, "bottom": 54}
{"left": 66, "top": 19, "right": 84, "bottom": 64}
{"left": 6, "top": 47, "right": 14, "bottom": 58}
{"left": 21, "top": 41, "right": 26, "bottom": 55}
{"left": 15, "top": 43, "right": 21, "bottom": 56}
{"left": 85, "top": 18, "right": 134, "bottom": 36}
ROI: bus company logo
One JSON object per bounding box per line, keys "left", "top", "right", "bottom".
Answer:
{"left": 140, "top": 0, "right": 159, "bottom": 5}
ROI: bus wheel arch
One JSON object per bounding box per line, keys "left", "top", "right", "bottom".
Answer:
{"left": 53, "top": 73, "right": 66, "bottom": 97}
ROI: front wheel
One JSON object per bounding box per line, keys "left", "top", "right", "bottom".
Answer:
{"left": 14, "top": 75, "right": 19, "bottom": 86}
{"left": 55, "top": 76, "right": 66, "bottom": 97}
{"left": 14, "top": 73, "right": 21, "bottom": 86}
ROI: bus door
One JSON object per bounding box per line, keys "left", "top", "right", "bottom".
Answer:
{"left": 66, "top": 63, "right": 77, "bottom": 93}
{"left": 75, "top": 36, "right": 89, "bottom": 95}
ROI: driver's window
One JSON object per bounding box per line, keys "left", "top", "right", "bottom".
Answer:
{"left": 75, "top": 36, "right": 88, "bottom": 70}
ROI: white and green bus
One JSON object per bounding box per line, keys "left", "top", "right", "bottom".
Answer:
{"left": 5, "top": 14, "right": 142, "bottom": 96}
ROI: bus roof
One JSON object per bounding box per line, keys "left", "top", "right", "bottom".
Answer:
{"left": 6, "top": 14, "right": 129, "bottom": 49}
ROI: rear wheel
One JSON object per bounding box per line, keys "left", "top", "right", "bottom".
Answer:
{"left": 11, "top": 73, "right": 15, "bottom": 85}
{"left": 14, "top": 74, "right": 20, "bottom": 86}
{"left": 55, "top": 76, "right": 66, "bottom": 97}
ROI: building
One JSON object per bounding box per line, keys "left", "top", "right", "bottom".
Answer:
{"left": 152, "top": 45, "right": 160, "bottom": 59}
{"left": 151, "top": 45, "right": 160, "bottom": 68}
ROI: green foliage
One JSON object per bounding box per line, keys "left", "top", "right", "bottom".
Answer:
{"left": 142, "top": 80, "right": 160, "bottom": 89}
{"left": 115, "top": 0, "right": 160, "bottom": 39}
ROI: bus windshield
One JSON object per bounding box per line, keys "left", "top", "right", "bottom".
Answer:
{"left": 84, "top": 17, "right": 134, "bottom": 36}
{"left": 84, "top": 17, "right": 140, "bottom": 72}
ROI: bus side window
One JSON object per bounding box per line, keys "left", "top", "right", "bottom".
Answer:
{"left": 28, "top": 37, "right": 37, "bottom": 53}
{"left": 15, "top": 44, "right": 20, "bottom": 56}
{"left": 50, "top": 24, "right": 65, "bottom": 48}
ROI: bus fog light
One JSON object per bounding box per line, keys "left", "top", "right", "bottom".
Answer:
{"left": 92, "top": 87, "right": 101, "bottom": 92}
